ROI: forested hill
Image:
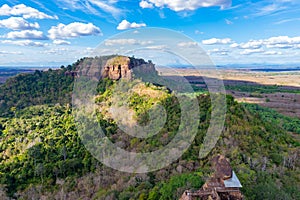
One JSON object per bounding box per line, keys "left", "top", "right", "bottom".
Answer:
{"left": 0, "top": 56, "right": 299, "bottom": 199}
{"left": 0, "top": 82, "right": 299, "bottom": 199}
{"left": 0, "top": 55, "right": 144, "bottom": 117}
{"left": 0, "top": 63, "right": 78, "bottom": 117}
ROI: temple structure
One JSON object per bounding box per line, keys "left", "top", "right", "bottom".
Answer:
{"left": 180, "top": 155, "right": 243, "bottom": 200}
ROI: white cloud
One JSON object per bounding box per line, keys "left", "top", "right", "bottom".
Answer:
{"left": 202, "top": 38, "right": 232, "bottom": 45}
{"left": 141, "top": 0, "right": 231, "bottom": 11}
{"left": 43, "top": 47, "right": 71, "bottom": 55}
{"left": 266, "top": 36, "right": 300, "bottom": 48}
{"left": 208, "top": 48, "right": 230, "bottom": 55}
{"left": 139, "top": 1, "right": 154, "bottom": 9}
{"left": 1, "top": 39, "right": 45, "bottom": 47}
{"left": 229, "top": 43, "right": 239, "bottom": 48}
{"left": 104, "top": 39, "right": 152, "bottom": 46}
{"left": 232, "top": 40, "right": 264, "bottom": 49}
{"left": 240, "top": 49, "right": 264, "bottom": 55}
{"left": 48, "top": 22, "right": 101, "bottom": 40}
{"left": 294, "top": 44, "right": 300, "bottom": 49}
{"left": 266, "top": 44, "right": 294, "bottom": 49}
{"left": 274, "top": 18, "right": 300, "bottom": 25}
{"left": 0, "top": 50, "right": 23, "bottom": 55}
{"left": 5, "top": 30, "right": 46, "bottom": 40}
{"left": 88, "top": 0, "right": 122, "bottom": 18}
{"left": 84, "top": 47, "right": 94, "bottom": 54}
{"left": 225, "top": 19, "right": 233, "bottom": 25}
{"left": 117, "top": 20, "right": 146, "bottom": 30}
{"left": 0, "top": 17, "right": 40, "bottom": 30}
{"left": 255, "top": 4, "right": 283, "bottom": 16}
{"left": 239, "top": 0, "right": 300, "bottom": 21}
{"left": 231, "top": 36, "right": 300, "bottom": 50}
{"left": 145, "top": 45, "right": 167, "bottom": 50}
{"left": 177, "top": 42, "right": 199, "bottom": 48}
{"left": 54, "top": 0, "right": 122, "bottom": 20}
{"left": 263, "top": 51, "right": 282, "bottom": 55}
{"left": 53, "top": 40, "right": 71, "bottom": 45}
{"left": 267, "top": 36, "right": 294, "bottom": 44}
{"left": 195, "top": 30, "right": 204, "bottom": 35}
{"left": 0, "top": 4, "right": 57, "bottom": 19}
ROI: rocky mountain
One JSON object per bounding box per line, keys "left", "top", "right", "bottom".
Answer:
{"left": 102, "top": 56, "right": 156, "bottom": 80}
{"left": 0, "top": 55, "right": 157, "bottom": 117}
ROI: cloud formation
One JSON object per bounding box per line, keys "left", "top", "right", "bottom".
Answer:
{"left": 139, "top": 1, "right": 154, "bottom": 9}
{"left": 88, "top": 0, "right": 122, "bottom": 18}
{"left": 202, "top": 38, "right": 232, "bottom": 45}
{"left": 263, "top": 51, "right": 282, "bottom": 55}
{"left": 43, "top": 47, "right": 72, "bottom": 55}
{"left": 5, "top": 30, "right": 46, "bottom": 40}
{"left": 0, "top": 4, "right": 57, "bottom": 19}
{"left": 145, "top": 45, "right": 167, "bottom": 50}
{"left": 240, "top": 49, "right": 264, "bottom": 55}
{"left": 230, "top": 40, "right": 263, "bottom": 49}
{"left": 208, "top": 48, "right": 229, "bottom": 55}
{"left": 48, "top": 22, "right": 101, "bottom": 39}
{"left": 1, "top": 39, "right": 45, "bottom": 47}
{"left": 0, "top": 50, "right": 23, "bottom": 55}
{"left": 231, "top": 36, "right": 300, "bottom": 50}
{"left": 54, "top": 0, "right": 122, "bottom": 19}
{"left": 0, "top": 17, "right": 40, "bottom": 30}
{"left": 225, "top": 19, "right": 233, "bottom": 25}
{"left": 53, "top": 40, "right": 71, "bottom": 45}
{"left": 177, "top": 42, "right": 199, "bottom": 48}
{"left": 104, "top": 39, "right": 152, "bottom": 46}
{"left": 117, "top": 20, "right": 146, "bottom": 30}
{"left": 139, "top": 0, "right": 232, "bottom": 11}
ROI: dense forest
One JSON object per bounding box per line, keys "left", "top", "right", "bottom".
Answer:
{"left": 0, "top": 56, "right": 299, "bottom": 199}
{"left": 0, "top": 64, "right": 77, "bottom": 117}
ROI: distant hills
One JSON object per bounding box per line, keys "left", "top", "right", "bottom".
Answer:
{"left": 217, "top": 64, "right": 300, "bottom": 71}
{"left": 0, "top": 67, "right": 35, "bottom": 84}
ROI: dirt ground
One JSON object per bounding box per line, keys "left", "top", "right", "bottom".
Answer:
{"left": 158, "top": 68, "right": 300, "bottom": 87}
{"left": 157, "top": 68, "right": 300, "bottom": 118}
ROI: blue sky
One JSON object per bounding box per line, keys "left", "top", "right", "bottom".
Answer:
{"left": 0, "top": 0, "right": 300, "bottom": 66}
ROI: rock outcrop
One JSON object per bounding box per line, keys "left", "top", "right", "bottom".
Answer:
{"left": 76, "top": 55, "right": 157, "bottom": 81}
{"left": 101, "top": 56, "right": 156, "bottom": 80}
{"left": 210, "top": 155, "right": 233, "bottom": 182}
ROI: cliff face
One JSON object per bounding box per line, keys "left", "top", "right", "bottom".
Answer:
{"left": 75, "top": 55, "right": 157, "bottom": 81}
{"left": 101, "top": 56, "right": 156, "bottom": 80}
